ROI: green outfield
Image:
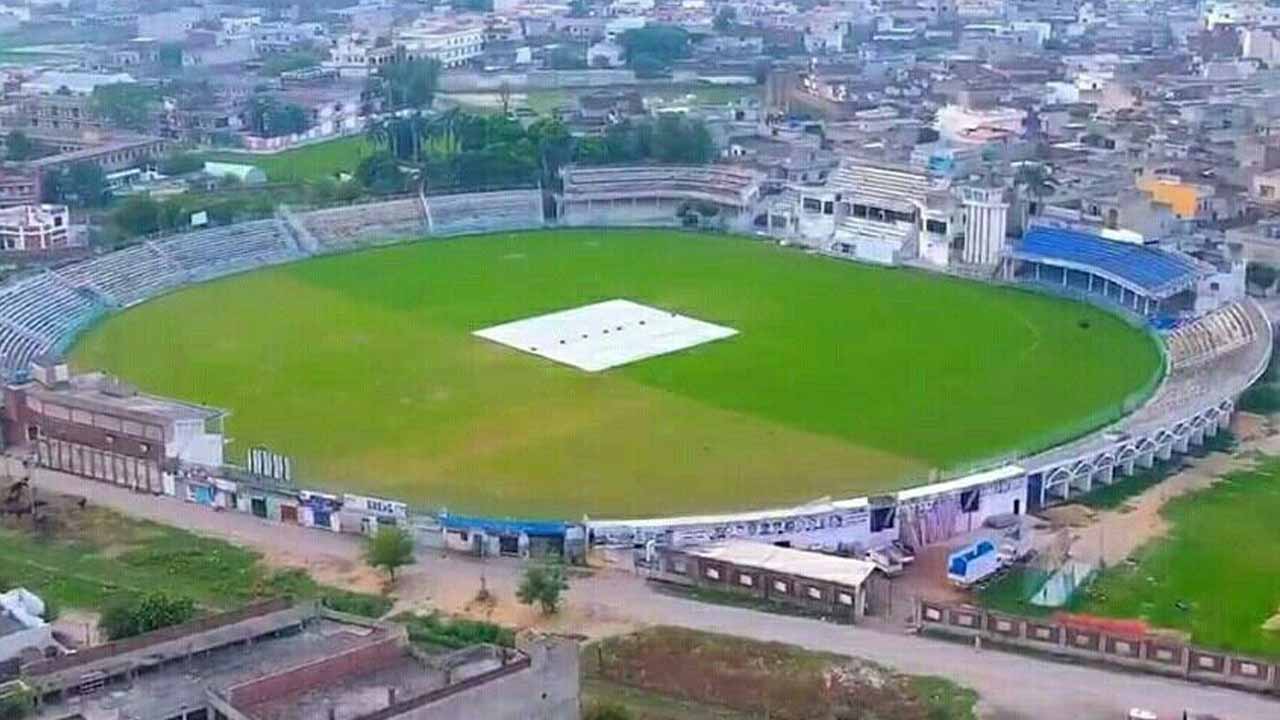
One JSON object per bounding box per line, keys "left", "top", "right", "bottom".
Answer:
{"left": 71, "top": 229, "right": 1162, "bottom": 518}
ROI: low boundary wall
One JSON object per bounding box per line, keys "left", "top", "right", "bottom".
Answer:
{"left": 918, "top": 600, "right": 1280, "bottom": 695}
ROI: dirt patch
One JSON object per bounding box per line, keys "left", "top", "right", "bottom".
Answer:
{"left": 586, "top": 626, "right": 976, "bottom": 720}
{"left": 253, "top": 544, "right": 384, "bottom": 596}
{"left": 1040, "top": 505, "right": 1097, "bottom": 528}
{"left": 1232, "top": 412, "right": 1271, "bottom": 442}
{"left": 51, "top": 608, "right": 100, "bottom": 648}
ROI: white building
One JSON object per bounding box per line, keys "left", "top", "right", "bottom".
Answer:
{"left": 0, "top": 204, "right": 71, "bottom": 252}
{"left": 324, "top": 33, "right": 397, "bottom": 78}
{"left": 960, "top": 183, "right": 1009, "bottom": 266}
{"left": 398, "top": 19, "right": 486, "bottom": 68}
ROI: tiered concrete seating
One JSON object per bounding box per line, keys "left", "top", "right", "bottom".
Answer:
{"left": 1165, "top": 302, "right": 1256, "bottom": 369}
{"left": 296, "top": 199, "right": 426, "bottom": 252}
{"left": 426, "top": 190, "right": 544, "bottom": 236}
{"left": 0, "top": 273, "right": 105, "bottom": 377}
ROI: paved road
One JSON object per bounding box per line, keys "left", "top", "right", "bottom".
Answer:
{"left": 24, "top": 466, "right": 1280, "bottom": 720}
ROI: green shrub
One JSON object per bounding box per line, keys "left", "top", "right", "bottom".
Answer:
{"left": 400, "top": 612, "right": 515, "bottom": 650}
{"left": 322, "top": 591, "right": 392, "bottom": 619}
{"left": 100, "top": 592, "right": 196, "bottom": 640}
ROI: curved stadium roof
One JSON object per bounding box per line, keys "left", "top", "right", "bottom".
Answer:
{"left": 1009, "top": 226, "right": 1209, "bottom": 299}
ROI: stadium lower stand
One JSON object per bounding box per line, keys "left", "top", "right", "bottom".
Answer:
{"left": 425, "top": 189, "right": 544, "bottom": 236}
{"left": 294, "top": 197, "right": 427, "bottom": 252}
{"left": 558, "top": 164, "right": 763, "bottom": 230}
{"left": 1164, "top": 302, "right": 1256, "bottom": 369}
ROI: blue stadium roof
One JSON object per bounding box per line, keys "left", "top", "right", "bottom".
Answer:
{"left": 1010, "top": 227, "right": 1207, "bottom": 299}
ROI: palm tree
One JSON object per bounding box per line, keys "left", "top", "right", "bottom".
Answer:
{"left": 1015, "top": 162, "right": 1054, "bottom": 217}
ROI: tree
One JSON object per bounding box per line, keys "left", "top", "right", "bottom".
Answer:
{"left": 159, "top": 152, "right": 204, "bottom": 176}
{"left": 498, "top": 81, "right": 513, "bottom": 117}
{"left": 620, "top": 25, "right": 691, "bottom": 73}
{"left": 92, "top": 83, "right": 158, "bottom": 132}
{"left": 547, "top": 43, "right": 587, "bottom": 70}
{"left": 245, "top": 94, "right": 310, "bottom": 138}
{"left": 157, "top": 43, "right": 184, "bottom": 71}
{"left": 372, "top": 58, "right": 441, "bottom": 111}
{"left": 366, "top": 525, "right": 415, "bottom": 581}
{"left": 516, "top": 561, "right": 569, "bottom": 615}
{"left": 1247, "top": 262, "right": 1279, "bottom": 291}
{"left": 110, "top": 195, "right": 162, "bottom": 238}
{"left": 47, "top": 162, "right": 109, "bottom": 208}
{"left": 1014, "top": 162, "right": 1053, "bottom": 216}
{"left": 0, "top": 683, "right": 34, "bottom": 720}
{"left": 5, "top": 131, "right": 33, "bottom": 161}
{"left": 101, "top": 592, "right": 196, "bottom": 640}
{"left": 713, "top": 6, "right": 737, "bottom": 32}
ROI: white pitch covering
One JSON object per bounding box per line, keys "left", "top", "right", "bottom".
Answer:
{"left": 474, "top": 299, "right": 738, "bottom": 372}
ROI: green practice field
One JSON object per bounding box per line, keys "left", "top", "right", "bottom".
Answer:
{"left": 72, "top": 229, "right": 1162, "bottom": 518}
{"left": 1070, "top": 462, "right": 1280, "bottom": 658}
{"left": 200, "top": 135, "right": 373, "bottom": 183}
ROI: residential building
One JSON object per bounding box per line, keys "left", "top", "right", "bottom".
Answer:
{"left": 0, "top": 204, "right": 71, "bottom": 252}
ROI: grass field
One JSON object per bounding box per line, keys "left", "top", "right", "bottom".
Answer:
{"left": 72, "top": 229, "right": 1161, "bottom": 518}
{"left": 0, "top": 496, "right": 388, "bottom": 619}
{"left": 200, "top": 135, "right": 374, "bottom": 183}
{"left": 1069, "top": 461, "right": 1280, "bottom": 658}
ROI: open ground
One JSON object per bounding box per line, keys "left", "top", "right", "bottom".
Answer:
{"left": 199, "top": 135, "right": 374, "bottom": 183}
{"left": 72, "top": 228, "right": 1162, "bottom": 518}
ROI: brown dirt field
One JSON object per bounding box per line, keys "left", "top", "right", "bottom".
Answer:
{"left": 588, "top": 626, "right": 969, "bottom": 720}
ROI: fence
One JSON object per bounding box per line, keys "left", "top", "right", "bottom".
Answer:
{"left": 917, "top": 600, "right": 1280, "bottom": 695}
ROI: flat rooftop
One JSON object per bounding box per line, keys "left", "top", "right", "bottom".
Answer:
{"left": 35, "top": 616, "right": 402, "bottom": 720}
{"left": 23, "top": 372, "right": 225, "bottom": 425}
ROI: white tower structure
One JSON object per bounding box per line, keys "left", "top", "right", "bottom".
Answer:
{"left": 960, "top": 184, "right": 1009, "bottom": 266}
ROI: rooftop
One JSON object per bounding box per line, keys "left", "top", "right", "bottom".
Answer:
{"left": 1010, "top": 226, "right": 1210, "bottom": 298}
{"left": 682, "top": 539, "right": 879, "bottom": 588}
{"left": 21, "top": 371, "right": 225, "bottom": 426}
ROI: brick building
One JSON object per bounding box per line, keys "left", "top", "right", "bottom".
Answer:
{"left": 648, "top": 539, "right": 881, "bottom": 622}
{"left": 3, "top": 357, "right": 226, "bottom": 495}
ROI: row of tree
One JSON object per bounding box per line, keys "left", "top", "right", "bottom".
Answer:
{"left": 362, "top": 109, "right": 716, "bottom": 195}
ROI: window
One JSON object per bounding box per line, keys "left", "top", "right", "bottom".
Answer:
{"left": 870, "top": 506, "right": 896, "bottom": 532}
{"left": 738, "top": 573, "right": 754, "bottom": 587}
{"left": 926, "top": 219, "right": 947, "bottom": 234}
{"left": 806, "top": 586, "right": 823, "bottom": 600}
{"left": 26, "top": 425, "right": 38, "bottom": 441}
{"left": 773, "top": 579, "right": 789, "bottom": 594}
{"left": 705, "top": 566, "right": 721, "bottom": 580}
{"left": 959, "top": 488, "right": 980, "bottom": 513}
{"left": 671, "top": 559, "right": 687, "bottom": 575}
{"left": 838, "top": 592, "right": 854, "bottom": 606}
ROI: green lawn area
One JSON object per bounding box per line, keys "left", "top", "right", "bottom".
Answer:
{"left": 1070, "top": 461, "right": 1280, "bottom": 658}
{"left": 0, "top": 501, "right": 387, "bottom": 618}
{"left": 200, "top": 135, "right": 374, "bottom": 183}
{"left": 72, "top": 229, "right": 1161, "bottom": 518}
{"left": 584, "top": 626, "right": 977, "bottom": 720}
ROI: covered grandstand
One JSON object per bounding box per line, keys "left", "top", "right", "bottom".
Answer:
{"left": 558, "top": 164, "right": 764, "bottom": 230}
{"left": 1006, "top": 226, "right": 1211, "bottom": 316}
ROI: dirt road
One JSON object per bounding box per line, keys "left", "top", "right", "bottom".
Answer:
{"left": 20, "top": 461, "right": 1280, "bottom": 720}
